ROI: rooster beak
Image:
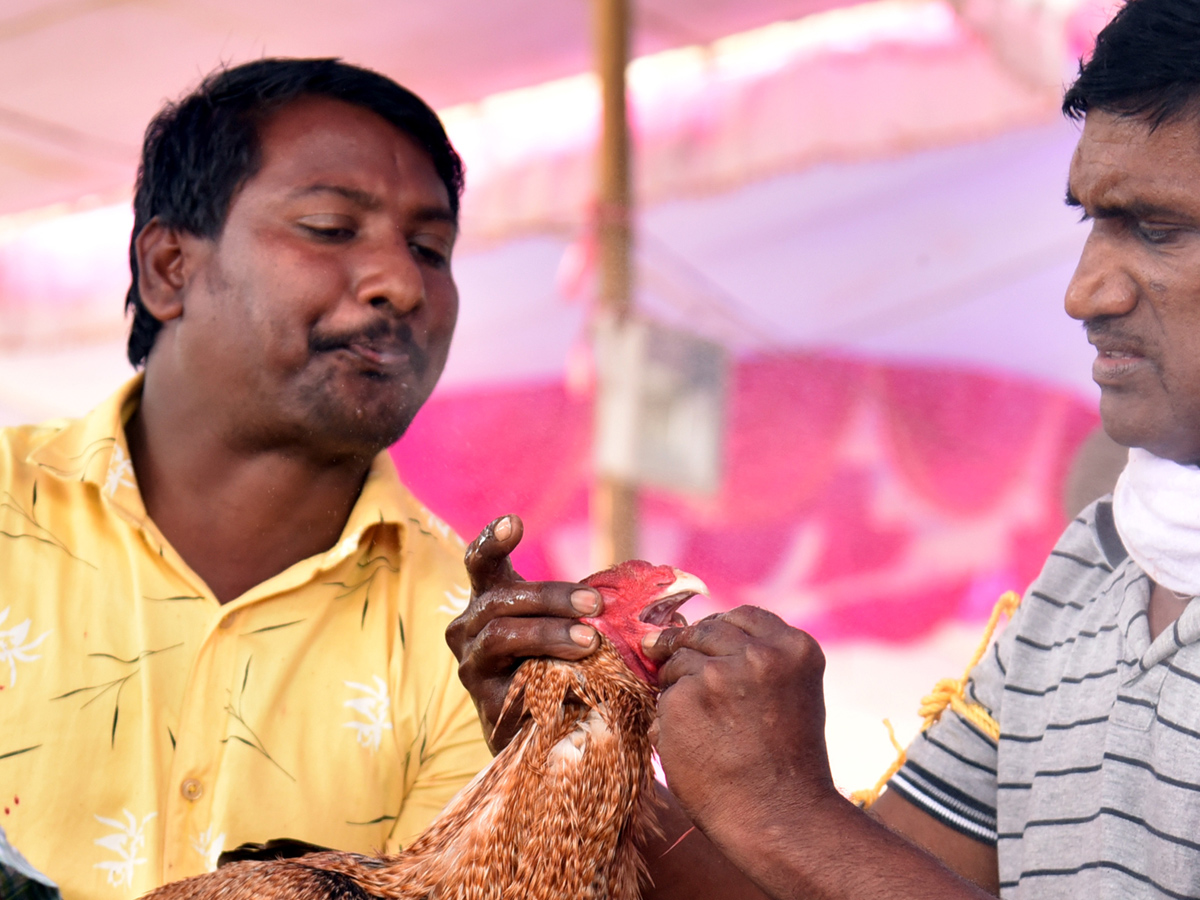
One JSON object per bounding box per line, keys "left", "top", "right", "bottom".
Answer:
{"left": 638, "top": 569, "right": 709, "bottom": 627}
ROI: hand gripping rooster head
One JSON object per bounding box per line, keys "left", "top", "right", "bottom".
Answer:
{"left": 578, "top": 560, "right": 707, "bottom": 684}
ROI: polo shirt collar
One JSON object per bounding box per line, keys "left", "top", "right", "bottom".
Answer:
{"left": 27, "top": 373, "right": 147, "bottom": 524}
{"left": 26, "top": 374, "right": 432, "bottom": 603}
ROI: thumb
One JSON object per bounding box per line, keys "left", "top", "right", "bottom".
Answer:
{"left": 465, "top": 515, "right": 524, "bottom": 594}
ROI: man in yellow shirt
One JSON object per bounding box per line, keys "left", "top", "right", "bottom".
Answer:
{"left": 0, "top": 59, "right": 493, "bottom": 898}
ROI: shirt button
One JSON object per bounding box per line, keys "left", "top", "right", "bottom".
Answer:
{"left": 180, "top": 778, "right": 203, "bottom": 801}
{"left": 218, "top": 614, "right": 236, "bottom": 630}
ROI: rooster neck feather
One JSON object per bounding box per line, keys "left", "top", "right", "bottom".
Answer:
{"left": 142, "top": 641, "right": 664, "bottom": 900}
{"left": 350, "top": 638, "right": 661, "bottom": 900}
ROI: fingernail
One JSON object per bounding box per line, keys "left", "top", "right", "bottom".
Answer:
{"left": 571, "top": 589, "right": 600, "bottom": 615}
{"left": 569, "top": 624, "right": 596, "bottom": 647}
{"left": 494, "top": 517, "right": 512, "bottom": 541}
{"left": 642, "top": 631, "right": 660, "bottom": 653}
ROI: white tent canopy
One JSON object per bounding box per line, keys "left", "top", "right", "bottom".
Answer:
{"left": 0, "top": 0, "right": 1106, "bottom": 425}
{"left": 0, "top": 0, "right": 867, "bottom": 217}
{"left": 0, "top": 111, "right": 1094, "bottom": 425}
{"left": 0, "top": 0, "right": 1113, "bottom": 796}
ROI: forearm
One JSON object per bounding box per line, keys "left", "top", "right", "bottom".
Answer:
{"left": 701, "top": 790, "right": 995, "bottom": 900}
{"left": 641, "top": 784, "right": 772, "bottom": 900}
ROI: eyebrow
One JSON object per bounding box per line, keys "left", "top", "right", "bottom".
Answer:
{"left": 411, "top": 207, "right": 459, "bottom": 227}
{"left": 289, "top": 183, "right": 458, "bottom": 226}
{"left": 292, "top": 183, "right": 383, "bottom": 210}
{"left": 1063, "top": 183, "right": 1197, "bottom": 224}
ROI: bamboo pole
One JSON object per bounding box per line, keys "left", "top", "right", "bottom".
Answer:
{"left": 591, "top": 0, "right": 638, "bottom": 568}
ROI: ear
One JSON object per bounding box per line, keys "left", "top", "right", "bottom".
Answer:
{"left": 134, "top": 217, "right": 201, "bottom": 324}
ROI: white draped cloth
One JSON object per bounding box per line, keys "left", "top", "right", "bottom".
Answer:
{"left": 1114, "top": 447, "right": 1200, "bottom": 597}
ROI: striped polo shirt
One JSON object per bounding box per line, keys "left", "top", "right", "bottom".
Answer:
{"left": 888, "top": 498, "right": 1200, "bottom": 899}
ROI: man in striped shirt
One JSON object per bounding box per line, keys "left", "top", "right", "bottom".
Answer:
{"left": 638, "top": 0, "right": 1200, "bottom": 896}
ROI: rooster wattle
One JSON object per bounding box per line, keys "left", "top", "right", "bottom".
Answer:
{"left": 142, "top": 560, "right": 705, "bottom": 900}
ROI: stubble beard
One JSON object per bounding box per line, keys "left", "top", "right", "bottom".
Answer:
{"left": 294, "top": 374, "right": 428, "bottom": 461}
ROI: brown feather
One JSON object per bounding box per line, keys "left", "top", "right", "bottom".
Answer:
{"left": 144, "top": 637, "right": 662, "bottom": 900}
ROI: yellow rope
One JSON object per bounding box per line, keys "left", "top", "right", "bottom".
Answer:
{"left": 850, "top": 590, "right": 1021, "bottom": 810}
{"left": 848, "top": 719, "right": 906, "bottom": 808}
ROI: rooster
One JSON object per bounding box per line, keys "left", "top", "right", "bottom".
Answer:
{"left": 143, "top": 560, "right": 705, "bottom": 900}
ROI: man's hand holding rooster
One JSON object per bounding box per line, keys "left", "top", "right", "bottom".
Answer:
{"left": 446, "top": 514, "right": 603, "bottom": 753}
{"left": 645, "top": 608, "right": 840, "bottom": 868}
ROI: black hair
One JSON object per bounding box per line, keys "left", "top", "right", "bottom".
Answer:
{"left": 125, "top": 57, "right": 464, "bottom": 368}
{"left": 1063, "top": 0, "right": 1200, "bottom": 126}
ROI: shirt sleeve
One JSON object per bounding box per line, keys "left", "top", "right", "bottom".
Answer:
{"left": 883, "top": 505, "right": 1111, "bottom": 846}
{"left": 885, "top": 583, "right": 1018, "bottom": 845}
{"left": 383, "top": 520, "right": 494, "bottom": 852}
{"left": 385, "top": 662, "right": 492, "bottom": 851}
{"left": 887, "top": 721, "right": 1000, "bottom": 842}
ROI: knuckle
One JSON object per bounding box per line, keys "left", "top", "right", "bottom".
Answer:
{"left": 660, "top": 658, "right": 685, "bottom": 687}
{"left": 698, "top": 661, "right": 727, "bottom": 695}
{"left": 656, "top": 690, "right": 683, "bottom": 724}
{"left": 447, "top": 608, "right": 471, "bottom": 633}
{"left": 659, "top": 649, "right": 698, "bottom": 687}
{"left": 783, "top": 626, "right": 819, "bottom": 655}
{"left": 446, "top": 602, "right": 485, "bottom": 641}
{"left": 795, "top": 630, "right": 825, "bottom": 670}
{"left": 470, "top": 585, "right": 522, "bottom": 617}
{"left": 474, "top": 617, "right": 511, "bottom": 650}
{"left": 464, "top": 533, "right": 489, "bottom": 564}
{"left": 743, "top": 642, "right": 775, "bottom": 675}
{"left": 657, "top": 657, "right": 681, "bottom": 687}
{"left": 456, "top": 654, "right": 483, "bottom": 691}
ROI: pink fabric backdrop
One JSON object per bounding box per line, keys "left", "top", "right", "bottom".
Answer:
{"left": 392, "top": 351, "right": 1098, "bottom": 643}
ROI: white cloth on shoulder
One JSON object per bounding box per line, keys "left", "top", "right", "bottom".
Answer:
{"left": 1113, "top": 446, "right": 1200, "bottom": 597}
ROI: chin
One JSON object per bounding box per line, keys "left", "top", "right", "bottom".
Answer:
{"left": 291, "top": 364, "right": 440, "bottom": 455}
{"left": 345, "top": 397, "right": 421, "bottom": 448}
{"left": 1101, "top": 406, "right": 1200, "bottom": 465}
{"left": 304, "top": 390, "right": 422, "bottom": 458}
{"left": 1099, "top": 390, "right": 1154, "bottom": 448}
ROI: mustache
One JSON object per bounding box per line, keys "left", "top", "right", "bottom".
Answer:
{"left": 309, "top": 320, "right": 429, "bottom": 375}
{"left": 1084, "top": 316, "right": 1148, "bottom": 354}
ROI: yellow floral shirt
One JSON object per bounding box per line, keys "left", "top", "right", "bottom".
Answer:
{"left": 0, "top": 376, "right": 492, "bottom": 899}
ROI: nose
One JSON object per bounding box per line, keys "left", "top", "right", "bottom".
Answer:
{"left": 1064, "top": 230, "right": 1137, "bottom": 322}
{"left": 355, "top": 241, "right": 424, "bottom": 315}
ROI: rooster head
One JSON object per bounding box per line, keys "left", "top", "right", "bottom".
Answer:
{"left": 579, "top": 560, "right": 707, "bottom": 684}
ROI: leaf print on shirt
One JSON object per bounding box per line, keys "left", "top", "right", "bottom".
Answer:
{"left": 53, "top": 643, "right": 182, "bottom": 747}
{"left": 0, "top": 607, "right": 50, "bottom": 687}
{"left": 326, "top": 553, "right": 399, "bottom": 629}
{"left": 222, "top": 656, "right": 294, "bottom": 781}
{"left": 103, "top": 444, "right": 136, "bottom": 498}
{"left": 424, "top": 512, "right": 453, "bottom": 542}
{"left": 0, "top": 744, "right": 41, "bottom": 762}
{"left": 439, "top": 584, "right": 470, "bottom": 617}
{"left": 31, "top": 435, "right": 115, "bottom": 482}
{"left": 343, "top": 676, "right": 393, "bottom": 752}
{"left": 190, "top": 826, "right": 225, "bottom": 873}
{"left": 0, "top": 490, "right": 96, "bottom": 569}
{"left": 93, "top": 809, "right": 156, "bottom": 888}
{"left": 407, "top": 514, "right": 459, "bottom": 546}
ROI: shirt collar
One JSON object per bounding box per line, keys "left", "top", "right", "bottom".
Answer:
{"left": 317, "top": 450, "right": 428, "bottom": 571}
{"left": 27, "top": 373, "right": 147, "bottom": 524}
{"left": 27, "top": 374, "right": 440, "bottom": 599}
